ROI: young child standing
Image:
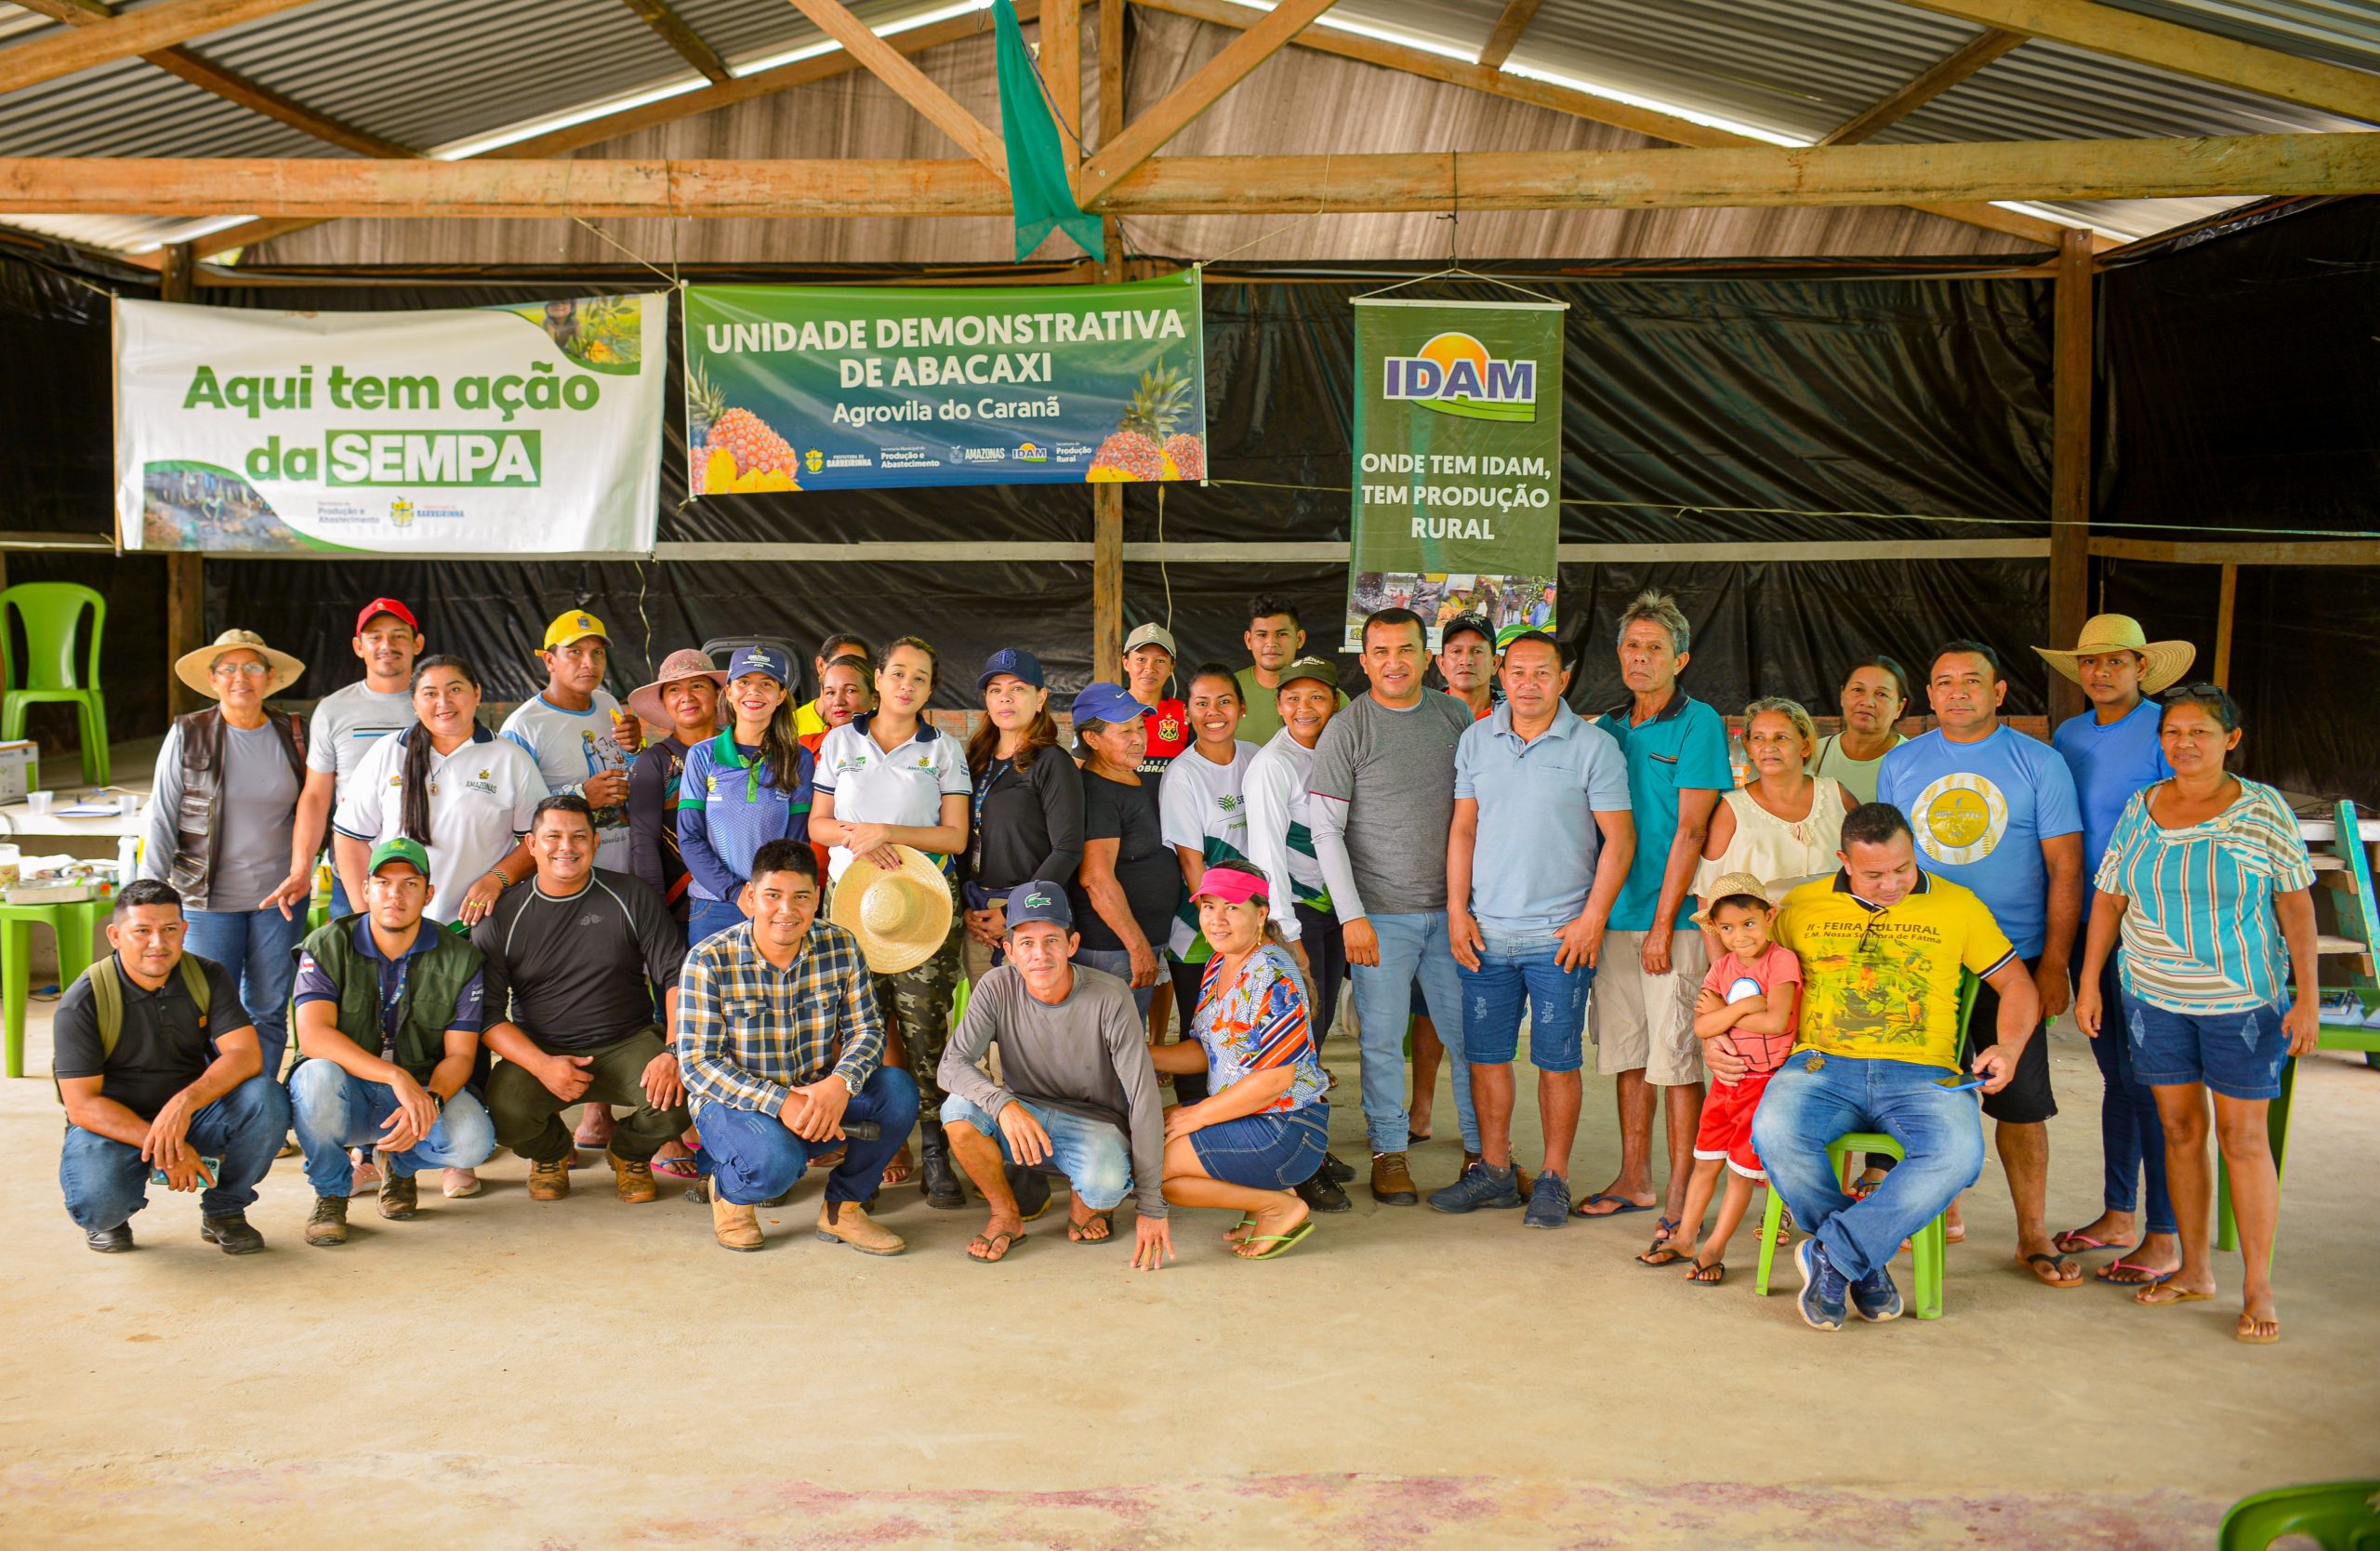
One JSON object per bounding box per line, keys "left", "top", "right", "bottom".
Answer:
{"left": 1637, "top": 871, "right": 1801, "bottom": 1284}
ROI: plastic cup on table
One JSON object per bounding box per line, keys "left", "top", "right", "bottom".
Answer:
{"left": 25, "top": 790, "right": 52, "bottom": 815}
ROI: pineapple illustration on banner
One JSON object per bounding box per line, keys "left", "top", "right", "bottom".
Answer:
{"left": 681, "top": 272, "right": 1205, "bottom": 494}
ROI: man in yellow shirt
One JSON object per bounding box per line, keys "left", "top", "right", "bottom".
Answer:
{"left": 1732, "top": 802, "right": 2039, "bottom": 1332}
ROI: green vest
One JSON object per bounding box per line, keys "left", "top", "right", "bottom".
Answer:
{"left": 291, "top": 914, "right": 485, "bottom": 1085}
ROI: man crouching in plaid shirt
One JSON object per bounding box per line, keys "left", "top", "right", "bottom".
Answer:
{"left": 679, "top": 839, "right": 919, "bottom": 1255}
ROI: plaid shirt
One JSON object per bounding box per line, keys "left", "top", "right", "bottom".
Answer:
{"left": 678, "top": 919, "right": 883, "bottom": 1119}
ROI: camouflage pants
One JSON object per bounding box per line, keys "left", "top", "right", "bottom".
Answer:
{"left": 872, "top": 913, "right": 964, "bottom": 1114}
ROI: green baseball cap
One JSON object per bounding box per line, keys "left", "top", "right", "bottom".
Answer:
{"left": 368, "top": 836, "right": 430, "bottom": 876}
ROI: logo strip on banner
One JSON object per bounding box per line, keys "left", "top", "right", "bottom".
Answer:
{"left": 112, "top": 295, "right": 665, "bottom": 554}
{"left": 1344, "top": 296, "right": 1566, "bottom": 652}
{"left": 681, "top": 270, "right": 1206, "bottom": 494}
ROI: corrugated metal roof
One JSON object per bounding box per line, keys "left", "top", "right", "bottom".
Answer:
{"left": 2109, "top": 0, "right": 2380, "bottom": 73}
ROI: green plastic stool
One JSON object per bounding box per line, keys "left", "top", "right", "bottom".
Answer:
{"left": 1, "top": 897, "right": 102, "bottom": 1078}
{"left": 1753, "top": 1132, "right": 1950, "bottom": 1319}
{"left": 0, "top": 581, "right": 110, "bottom": 785}
{"left": 2219, "top": 1481, "right": 2380, "bottom": 1550}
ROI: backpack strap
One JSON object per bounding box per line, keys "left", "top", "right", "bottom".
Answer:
{"left": 86, "top": 957, "right": 123, "bottom": 1067}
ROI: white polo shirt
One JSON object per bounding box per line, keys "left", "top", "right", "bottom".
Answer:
{"left": 333, "top": 726, "right": 549, "bottom": 924}
{"left": 813, "top": 714, "right": 970, "bottom": 883}
{"left": 1158, "top": 739, "right": 1255, "bottom": 960}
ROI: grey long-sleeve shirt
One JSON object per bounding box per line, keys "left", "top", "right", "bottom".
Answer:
{"left": 141, "top": 719, "right": 301, "bottom": 912}
{"left": 937, "top": 961, "right": 1168, "bottom": 1219}
{"left": 1304, "top": 690, "right": 1473, "bottom": 921}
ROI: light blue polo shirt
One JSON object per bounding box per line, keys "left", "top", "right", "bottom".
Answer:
{"left": 1455, "top": 702, "right": 1632, "bottom": 935}
{"left": 1599, "top": 689, "right": 1735, "bottom": 934}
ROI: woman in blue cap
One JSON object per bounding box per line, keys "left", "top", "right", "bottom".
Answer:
{"left": 1069, "top": 681, "right": 1176, "bottom": 1022}
{"left": 962, "top": 648, "right": 1084, "bottom": 988}
{"left": 676, "top": 645, "right": 815, "bottom": 948}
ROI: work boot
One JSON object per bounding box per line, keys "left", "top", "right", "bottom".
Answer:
{"left": 919, "top": 1120, "right": 966, "bottom": 1211}
{"left": 816, "top": 1199, "right": 905, "bottom": 1256}
{"left": 1322, "top": 1151, "right": 1356, "bottom": 1185}
{"left": 85, "top": 1222, "right": 135, "bottom": 1253}
{"left": 1296, "top": 1165, "right": 1352, "bottom": 1213}
{"left": 306, "top": 1195, "right": 350, "bottom": 1247}
{"left": 712, "top": 1192, "right": 763, "bottom": 1252}
{"left": 607, "top": 1148, "right": 658, "bottom": 1204}
{"left": 1370, "top": 1151, "right": 1419, "bottom": 1206}
{"left": 199, "top": 1213, "right": 266, "bottom": 1254}
{"left": 377, "top": 1170, "right": 420, "bottom": 1221}
{"left": 527, "top": 1156, "right": 571, "bottom": 1201}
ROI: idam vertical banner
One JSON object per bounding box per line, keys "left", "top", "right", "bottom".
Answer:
{"left": 1344, "top": 297, "right": 1566, "bottom": 651}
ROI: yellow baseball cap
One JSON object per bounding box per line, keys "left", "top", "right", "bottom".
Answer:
{"left": 540, "top": 609, "right": 609, "bottom": 652}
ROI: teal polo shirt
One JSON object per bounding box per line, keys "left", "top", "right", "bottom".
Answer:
{"left": 1599, "top": 689, "right": 1734, "bottom": 933}
{"left": 1455, "top": 702, "right": 1632, "bottom": 934}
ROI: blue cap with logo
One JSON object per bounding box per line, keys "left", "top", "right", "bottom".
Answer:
{"left": 978, "top": 646, "right": 1046, "bottom": 692}
{"left": 1004, "top": 881, "right": 1074, "bottom": 934}
{"left": 1069, "top": 681, "right": 1151, "bottom": 727}
{"left": 725, "top": 643, "right": 789, "bottom": 686}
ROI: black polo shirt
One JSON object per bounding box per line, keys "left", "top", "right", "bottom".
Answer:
{"left": 52, "top": 952, "right": 251, "bottom": 1121}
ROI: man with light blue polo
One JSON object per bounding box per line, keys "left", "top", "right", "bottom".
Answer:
{"left": 1433, "top": 631, "right": 1635, "bottom": 1226}
{"left": 1307, "top": 605, "right": 1478, "bottom": 1205}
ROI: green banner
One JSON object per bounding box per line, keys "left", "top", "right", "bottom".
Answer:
{"left": 1344, "top": 298, "right": 1566, "bottom": 650}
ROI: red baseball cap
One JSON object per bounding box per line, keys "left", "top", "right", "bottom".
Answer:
{"left": 354, "top": 597, "right": 419, "bottom": 636}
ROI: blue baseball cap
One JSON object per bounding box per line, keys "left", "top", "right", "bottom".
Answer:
{"left": 978, "top": 647, "right": 1046, "bottom": 693}
{"left": 1004, "top": 881, "right": 1074, "bottom": 934}
{"left": 1069, "top": 681, "right": 1151, "bottom": 727}
{"left": 725, "top": 644, "right": 789, "bottom": 686}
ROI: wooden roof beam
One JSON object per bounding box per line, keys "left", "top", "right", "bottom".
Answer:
{"left": 784, "top": 0, "right": 1008, "bottom": 178}
{"left": 1818, "top": 29, "right": 2024, "bottom": 145}
{"left": 0, "top": 0, "right": 325, "bottom": 94}
{"left": 618, "top": 0, "right": 733, "bottom": 84}
{"left": 1476, "top": 0, "right": 1542, "bottom": 72}
{"left": 1076, "top": 0, "right": 1339, "bottom": 204}
{"left": 1892, "top": 0, "right": 2380, "bottom": 125}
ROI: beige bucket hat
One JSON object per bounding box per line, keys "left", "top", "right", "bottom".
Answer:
{"left": 2032, "top": 614, "right": 2196, "bottom": 696}
{"left": 830, "top": 844, "right": 956, "bottom": 974}
{"left": 1690, "top": 871, "right": 1778, "bottom": 926}
{"left": 174, "top": 628, "right": 305, "bottom": 699}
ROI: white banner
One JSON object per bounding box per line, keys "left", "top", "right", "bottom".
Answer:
{"left": 113, "top": 294, "right": 665, "bottom": 554}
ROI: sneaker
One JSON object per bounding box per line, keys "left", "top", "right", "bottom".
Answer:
{"left": 199, "top": 1213, "right": 266, "bottom": 1255}
{"left": 85, "top": 1221, "right": 135, "bottom": 1253}
{"left": 1851, "top": 1262, "right": 1904, "bottom": 1322}
{"left": 1369, "top": 1151, "right": 1419, "bottom": 1206}
{"left": 377, "top": 1171, "right": 420, "bottom": 1221}
{"left": 527, "top": 1156, "right": 571, "bottom": 1202}
{"left": 1794, "top": 1238, "right": 1849, "bottom": 1332}
{"left": 1523, "top": 1172, "right": 1572, "bottom": 1228}
{"left": 1428, "top": 1161, "right": 1522, "bottom": 1213}
{"left": 306, "top": 1194, "right": 350, "bottom": 1247}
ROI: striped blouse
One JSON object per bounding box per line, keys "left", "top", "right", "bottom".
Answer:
{"left": 2095, "top": 777, "right": 2316, "bottom": 1014}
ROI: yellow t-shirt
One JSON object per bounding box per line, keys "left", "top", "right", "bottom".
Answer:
{"left": 1775, "top": 871, "right": 2016, "bottom": 1071}
{"left": 792, "top": 699, "right": 826, "bottom": 738}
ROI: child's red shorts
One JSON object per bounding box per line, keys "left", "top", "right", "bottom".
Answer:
{"left": 1692, "top": 1070, "right": 1773, "bottom": 1180}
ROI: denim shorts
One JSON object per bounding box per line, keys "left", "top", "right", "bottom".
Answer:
{"left": 2123, "top": 992, "right": 2289, "bottom": 1101}
{"left": 1189, "top": 1104, "right": 1329, "bottom": 1190}
{"left": 1455, "top": 932, "right": 1591, "bottom": 1071}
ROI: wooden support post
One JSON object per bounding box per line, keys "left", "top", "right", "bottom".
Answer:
{"left": 161, "top": 241, "right": 205, "bottom": 716}
{"left": 1086, "top": 0, "right": 1127, "bottom": 683}
{"left": 2214, "top": 562, "right": 2239, "bottom": 690}
{"left": 2047, "top": 227, "right": 2092, "bottom": 726}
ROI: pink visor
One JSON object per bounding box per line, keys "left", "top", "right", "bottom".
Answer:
{"left": 1191, "top": 868, "right": 1269, "bottom": 908}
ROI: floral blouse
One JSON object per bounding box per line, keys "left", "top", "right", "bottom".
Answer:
{"left": 1192, "top": 942, "right": 1329, "bottom": 1113}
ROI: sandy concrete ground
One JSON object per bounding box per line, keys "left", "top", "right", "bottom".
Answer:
{"left": 4, "top": 998, "right": 2375, "bottom": 1548}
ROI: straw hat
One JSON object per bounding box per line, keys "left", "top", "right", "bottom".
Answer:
{"left": 830, "top": 844, "right": 955, "bottom": 974}
{"left": 174, "top": 628, "right": 305, "bottom": 699}
{"left": 627, "top": 647, "right": 728, "bottom": 727}
{"left": 2032, "top": 614, "right": 2196, "bottom": 696}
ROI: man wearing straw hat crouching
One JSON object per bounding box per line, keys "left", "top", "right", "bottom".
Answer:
{"left": 677, "top": 840, "right": 918, "bottom": 1255}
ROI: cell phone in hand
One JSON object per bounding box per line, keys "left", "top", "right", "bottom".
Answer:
{"left": 1936, "top": 1076, "right": 1987, "bottom": 1094}
{"left": 152, "top": 1154, "right": 222, "bottom": 1186}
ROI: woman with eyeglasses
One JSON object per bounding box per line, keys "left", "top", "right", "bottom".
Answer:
{"left": 2075, "top": 684, "right": 2320, "bottom": 1345}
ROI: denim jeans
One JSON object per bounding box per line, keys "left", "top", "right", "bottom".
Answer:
{"left": 1751, "top": 1054, "right": 1986, "bottom": 1282}
{"left": 182, "top": 906, "right": 306, "bottom": 1080}
{"left": 1456, "top": 930, "right": 1592, "bottom": 1072}
{"left": 1074, "top": 948, "right": 1155, "bottom": 1021}
{"left": 58, "top": 1073, "right": 291, "bottom": 1229}
{"left": 1348, "top": 910, "right": 1476, "bottom": 1154}
{"left": 288, "top": 1059, "right": 498, "bottom": 1198}
{"left": 696, "top": 1065, "right": 920, "bottom": 1206}
{"left": 940, "top": 1093, "right": 1135, "bottom": 1211}
{"left": 2073, "top": 934, "right": 2175, "bottom": 1233}
{"left": 688, "top": 894, "right": 747, "bottom": 948}
{"left": 328, "top": 871, "right": 352, "bottom": 919}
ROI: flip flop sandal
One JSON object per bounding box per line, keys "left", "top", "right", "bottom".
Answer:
{"left": 2054, "top": 1229, "right": 2128, "bottom": 1255}
{"left": 650, "top": 1155, "right": 702, "bottom": 1180}
{"left": 967, "top": 1229, "right": 1026, "bottom": 1264}
{"left": 2023, "top": 1252, "right": 2085, "bottom": 1287}
{"left": 1224, "top": 1213, "right": 1256, "bottom": 1245}
{"left": 1570, "top": 1193, "right": 1656, "bottom": 1221}
{"left": 2095, "top": 1258, "right": 2176, "bottom": 1286}
{"left": 881, "top": 1146, "right": 917, "bottom": 1187}
{"left": 1636, "top": 1244, "right": 1691, "bottom": 1267}
{"left": 1069, "top": 1210, "right": 1115, "bottom": 1243}
{"left": 1239, "top": 1219, "right": 1318, "bottom": 1260}
{"left": 1650, "top": 1215, "right": 1682, "bottom": 1245}
{"left": 2235, "top": 1314, "right": 2281, "bottom": 1345}
{"left": 2136, "top": 1285, "right": 2213, "bottom": 1307}
{"left": 1686, "top": 1259, "right": 1726, "bottom": 1286}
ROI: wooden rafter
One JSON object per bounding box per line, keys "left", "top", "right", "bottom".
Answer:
{"left": 15, "top": 134, "right": 2380, "bottom": 219}
{"left": 785, "top": 0, "right": 1007, "bottom": 179}
{"left": 1892, "top": 0, "right": 2380, "bottom": 125}
{"left": 0, "top": 0, "right": 324, "bottom": 94}
{"left": 1131, "top": 0, "right": 2074, "bottom": 249}
{"left": 1075, "top": 0, "right": 1339, "bottom": 204}
{"left": 1043, "top": 0, "right": 1084, "bottom": 152}
{"left": 618, "top": 0, "right": 732, "bottom": 84}
{"left": 1818, "top": 29, "right": 2024, "bottom": 145}
{"left": 1476, "top": 0, "right": 1542, "bottom": 72}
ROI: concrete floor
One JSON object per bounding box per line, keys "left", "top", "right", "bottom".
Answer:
{"left": 4, "top": 995, "right": 2377, "bottom": 1548}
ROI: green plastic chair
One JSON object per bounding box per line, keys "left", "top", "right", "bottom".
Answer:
{"left": 2218, "top": 1482, "right": 2380, "bottom": 1550}
{"left": 1754, "top": 972, "right": 1979, "bottom": 1320}
{"left": 1, "top": 897, "right": 102, "bottom": 1078}
{"left": 0, "top": 581, "right": 110, "bottom": 785}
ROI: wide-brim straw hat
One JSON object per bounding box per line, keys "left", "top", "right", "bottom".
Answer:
{"left": 2031, "top": 614, "right": 2196, "bottom": 696}
{"left": 174, "top": 628, "right": 305, "bottom": 699}
{"left": 830, "top": 844, "right": 955, "bottom": 974}
{"left": 628, "top": 647, "right": 729, "bottom": 727}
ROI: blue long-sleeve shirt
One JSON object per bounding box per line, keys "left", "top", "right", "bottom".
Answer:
{"left": 676, "top": 733, "right": 814, "bottom": 902}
